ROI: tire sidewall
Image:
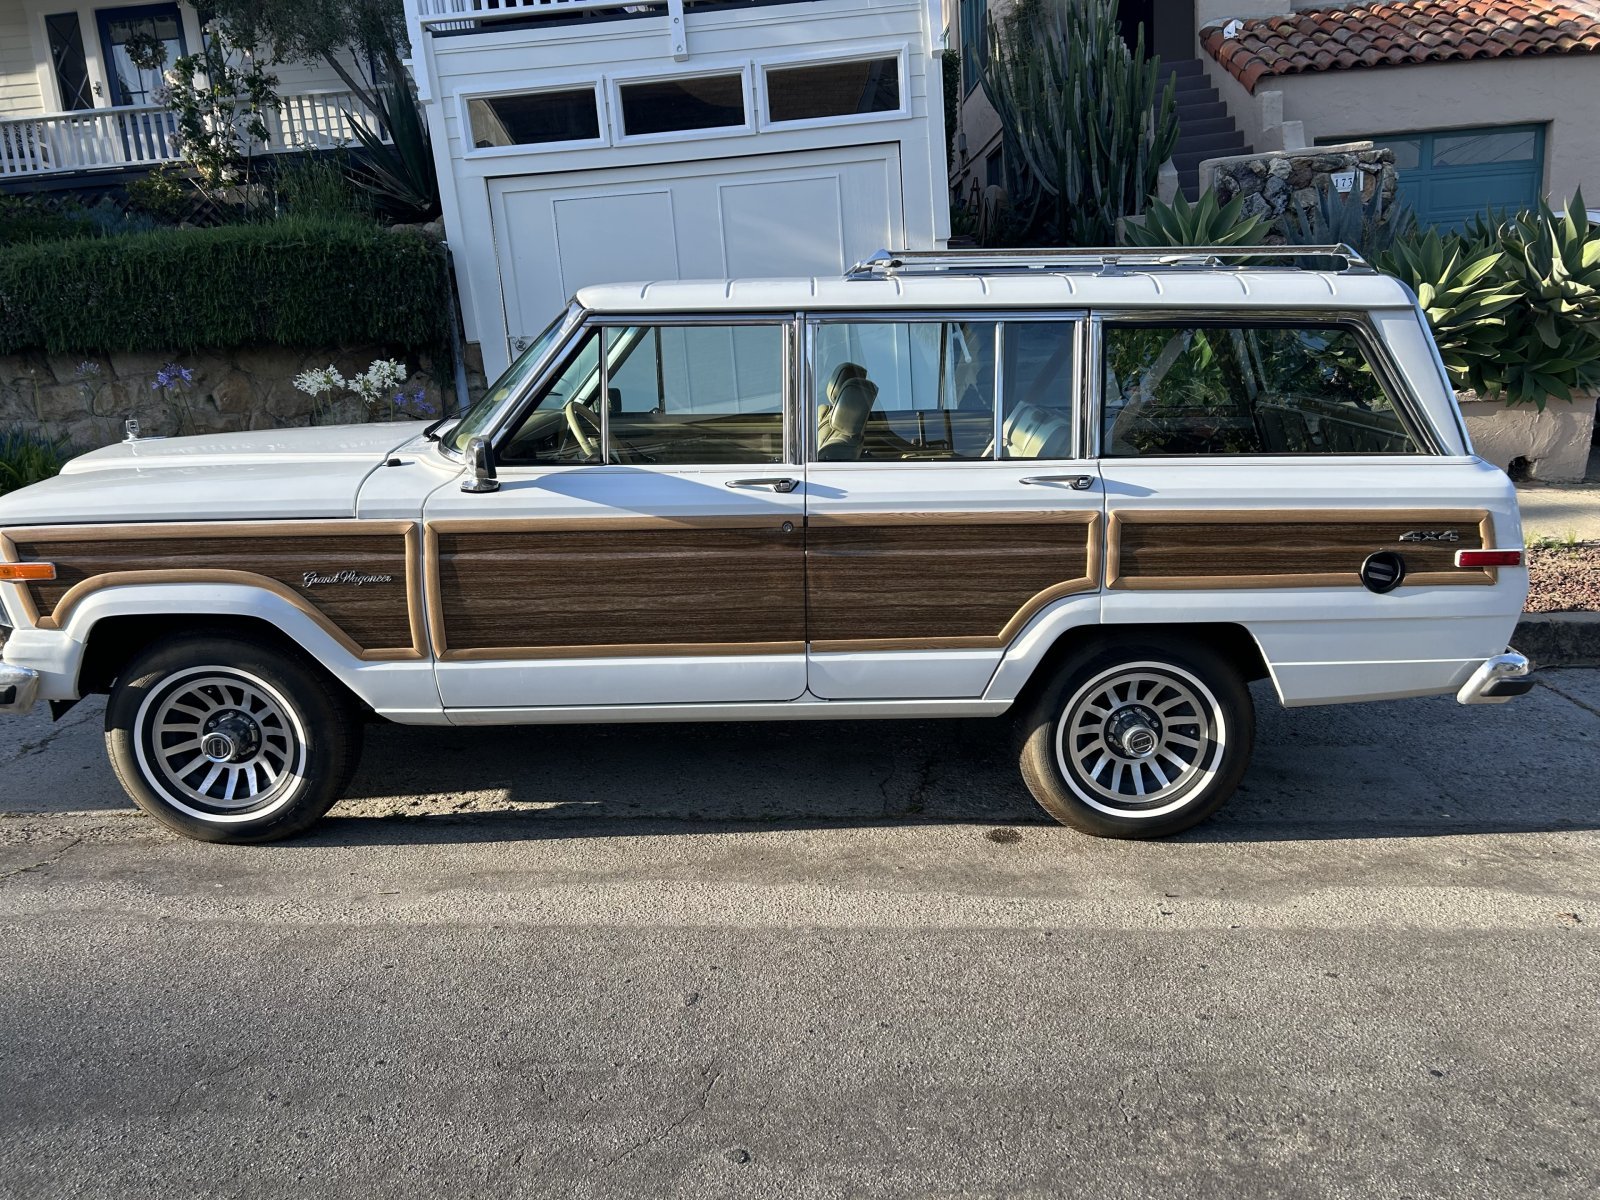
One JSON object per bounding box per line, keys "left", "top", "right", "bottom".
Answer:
{"left": 106, "top": 637, "right": 353, "bottom": 844}
{"left": 1020, "top": 638, "right": 1254, "bottom": 838}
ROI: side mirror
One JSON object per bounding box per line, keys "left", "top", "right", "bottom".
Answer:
{"left": 461, "top": 435, "right": 500, "bottom": 494}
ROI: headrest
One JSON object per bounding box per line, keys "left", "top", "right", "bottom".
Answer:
{"left": 826, "top": 362, "right": 868, "bottom": 405}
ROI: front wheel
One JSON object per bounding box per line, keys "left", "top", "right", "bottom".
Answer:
{"left": 106, "top": 636, "right": 361, "bottom": 844}
{"left": 1018, "top": 638, "right": 1254, "bottom": 838}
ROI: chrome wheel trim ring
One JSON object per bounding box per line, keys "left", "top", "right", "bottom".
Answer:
{"left": 1054, "top": 661, "right": 1227, "bottom": 819}
{"left": 132, "top": 666, "right": 308, "bottom": 823}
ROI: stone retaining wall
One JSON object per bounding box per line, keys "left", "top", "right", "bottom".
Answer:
{"left": 1200, "top": 141, "right": 1399, "bottom": 225}
{"left": 0, "top": 343, "right": 489, "bottom": 451}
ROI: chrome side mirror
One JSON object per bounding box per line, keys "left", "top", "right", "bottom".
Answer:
{"left": 461, "top": 436, "right": 500, "bottom": 494}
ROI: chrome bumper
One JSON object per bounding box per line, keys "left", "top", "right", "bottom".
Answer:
{"left": 0, "top": 662, "right": 40, "bottom": 715}
{"left": 1456, "top": 652, "right": 1534, "bottom": 706}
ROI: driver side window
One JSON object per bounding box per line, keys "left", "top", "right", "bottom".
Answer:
{"left": 499, "top": 331, "right": 603, "bottom": 465}
{"left": 499, "top": 322, "right": 787, "bottom": 466}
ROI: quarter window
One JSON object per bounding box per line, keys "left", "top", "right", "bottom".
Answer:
{"left": 501, "top": 324, "right": 785, "bottom": 466}
{"left": 810, "top": 320, "right": 1077, "bottom": 462}
{"left": 765, "top": 57, "right": 900, "bottom": 123}
{"left": 619, "top": 74, "right": 746, "bottom": 136}
{"left": 467, "top": 88, "right": 601, "bottom": 148}
{"left": 1101, "top": 323, "right": 1420, "bottom": 457}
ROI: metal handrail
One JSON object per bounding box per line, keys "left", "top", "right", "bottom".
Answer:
{"left": 845, "top": 245, "right": 1372, "bottom": 280}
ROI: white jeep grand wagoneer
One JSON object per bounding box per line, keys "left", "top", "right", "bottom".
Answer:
{"left": 0, "top": 247, "right": 1532, "bottom": 843}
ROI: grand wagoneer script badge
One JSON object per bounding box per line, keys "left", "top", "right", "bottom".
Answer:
{"left": 302, "top": 570, "right": 395, "bottom": 588}
{"left": 1397, "top": 530, "right": 1461, "bottom": 544}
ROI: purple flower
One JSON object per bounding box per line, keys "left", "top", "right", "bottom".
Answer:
{"left": 151, "top": 362, "right": 194, "bottom": 391}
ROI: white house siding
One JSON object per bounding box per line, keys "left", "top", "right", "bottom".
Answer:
{"left": 0, "top": 8, "right": 43, "bottom": 118}
{"left": 413, "top": 0, "right": 950, "bottom": 375}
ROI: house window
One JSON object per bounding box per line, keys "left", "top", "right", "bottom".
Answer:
{"left": 46, "top": 13, "right": 94, "bottom": 111}
{"left": 1324, "top": 124, "right": 1545, "bottom": 231}
{"left": 618, "top": 73, "right": 746, "bottom": 136}
{"left": 985, "top": 147, "right": 1003, "bottom": 188}
{"left": 765, "top": 57, "right": 900, "bottom": 124}
{"left": 467, "top": 88, "right": 601, "bottom": 149}
{"left": 960, "top": 0, "right": 988, "bottom": 96}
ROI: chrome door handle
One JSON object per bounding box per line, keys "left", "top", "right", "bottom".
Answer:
{"left": 726, "top": 477, "right": 799, "bottom": 493}
{"left": 1020, "top": 474, "right": 1096, "bottom": 490}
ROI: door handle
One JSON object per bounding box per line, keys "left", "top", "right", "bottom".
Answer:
{"left": 726, "top": 477, "right": 799, "bottom": 493}
{"left": 1020, "top": 474, "right": 1096, "bottom": 490}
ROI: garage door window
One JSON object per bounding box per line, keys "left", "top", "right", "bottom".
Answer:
{"left": 619, "top": 73, "right": 747, "bottom": 137}
{"left": 765, "top": 57, "right": 901, "bottom": 124}
{"left": 1101, "top": 323, "right": 1420, "bottom": 457}
{"left": 467, "top": 87, "right": 601, "bottom": 149}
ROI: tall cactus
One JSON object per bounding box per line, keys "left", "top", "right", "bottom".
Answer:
{"left": 979, "top": 0, "right": 1179, "bottom": 246}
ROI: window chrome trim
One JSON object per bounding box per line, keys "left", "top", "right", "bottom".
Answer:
{"left": 1089, "top": 308, "right": 1443, "bottom": 458}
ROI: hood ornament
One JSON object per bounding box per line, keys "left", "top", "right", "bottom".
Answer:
{"left": 123, "top": 418, "right": 141, "bottom": 443}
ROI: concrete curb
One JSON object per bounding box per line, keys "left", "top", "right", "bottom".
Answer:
{"left": 1514, "top": 611, "right": 1600, "bottom": 669}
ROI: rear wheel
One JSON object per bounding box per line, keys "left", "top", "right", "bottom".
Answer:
{"left": 106, "top": 636, "right": 360, "bottom": 844}
{"left": 1018, "top": 638, "right": 1254, "bottom": 838}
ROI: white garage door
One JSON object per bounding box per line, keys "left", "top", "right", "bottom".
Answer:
{"left": 487, "top": 144, "right": 904, "bottom": 358}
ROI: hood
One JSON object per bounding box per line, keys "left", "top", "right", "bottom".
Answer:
{"left": 0, "top": 423, "right": 431, "bottom": 527}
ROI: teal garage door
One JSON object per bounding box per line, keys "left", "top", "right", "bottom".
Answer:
{"left": 1371, "top": 125, "right": 1545, "bottom": 230}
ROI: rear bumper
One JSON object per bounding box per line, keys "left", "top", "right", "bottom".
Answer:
{"left": 1456, "top": 652, "right": 1533, "bottom": 705}
{"left": 0, "top": 662, "right": 40, "bottom": 716}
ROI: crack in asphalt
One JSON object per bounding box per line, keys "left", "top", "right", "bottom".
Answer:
{"left": 0, "top": 835, "right": 82, "bottom": 881}
{"left": 1537, "top": 677, "right": 1600, "bottom": 719}
{"left": 590, "top": 1059, "right": 721, "bottom": 1174}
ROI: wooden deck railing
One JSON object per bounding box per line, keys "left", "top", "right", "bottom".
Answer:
{"left": 0, "top": 90, "right": 382, "bottom": 179}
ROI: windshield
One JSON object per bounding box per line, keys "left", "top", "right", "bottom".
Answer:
{"left": 445, "top": 308, "right": 573, "bottom": 453}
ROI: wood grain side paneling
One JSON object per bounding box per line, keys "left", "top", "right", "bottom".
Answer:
{"left": 430, "top": 520, "right": 804, "bottom": 659}
{"left": 806, "top": 512, "right": 1101, "bottom": 651}
{"left": 1107, "top": 509, "right": 1496, "bottom": 590}
{"left": 2, "top": 522, "right": 421, "bottom": 658}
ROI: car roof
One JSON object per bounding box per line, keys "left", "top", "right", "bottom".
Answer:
{"left": 575, "top": 269, "right": 1418, "bottom": 315}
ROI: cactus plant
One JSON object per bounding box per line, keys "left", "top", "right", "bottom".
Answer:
{"left": 978, "top": 0, "right": 1179, "bottom": 247}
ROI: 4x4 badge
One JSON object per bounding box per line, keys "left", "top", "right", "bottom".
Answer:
{"left": 1397, "top": 530, "right": 1460, "bottom": 544}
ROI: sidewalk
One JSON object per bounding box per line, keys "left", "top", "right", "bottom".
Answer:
{"left": 1517, "top": 447, "right": 1600, "bottom": 541}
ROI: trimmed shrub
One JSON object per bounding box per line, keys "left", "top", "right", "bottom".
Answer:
{"left": 0, "top": 216, "right": 451, "bottom": 356}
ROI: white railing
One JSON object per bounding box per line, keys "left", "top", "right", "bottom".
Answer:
{"left": 416, "top": 0, "right": 624, "bottom": 18}
{"left": 0, "top": 90, "right": 382, "bottom": 179}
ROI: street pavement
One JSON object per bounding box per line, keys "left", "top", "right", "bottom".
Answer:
{"left": 1, "top": 675, "right": 1597, "bottom": 1199}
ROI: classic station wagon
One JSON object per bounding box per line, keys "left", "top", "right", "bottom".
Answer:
{"left": 0, "top": 247, "right": 1532, "bottom": 843}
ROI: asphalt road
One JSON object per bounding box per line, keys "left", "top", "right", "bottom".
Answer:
{"left": 2, "top": 674, "right": 1598, "bottom": 1199}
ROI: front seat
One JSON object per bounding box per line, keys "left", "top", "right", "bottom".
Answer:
{"left": 816, "top": 362, "right": 877, "bottom": 461}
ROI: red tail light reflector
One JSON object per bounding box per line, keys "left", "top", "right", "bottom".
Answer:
{"left": 0, "top": 563, "right": 55, "bottom": 582}
{"left": 1455, "top": 549, "right": 1522, "bottom": 569}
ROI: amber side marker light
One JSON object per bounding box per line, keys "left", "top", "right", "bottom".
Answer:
{"left": 1455, "top": 550, "right": 1523, "bottom": 569}
{"left": 0, "top": 563, "right": 56, "bottom": 581}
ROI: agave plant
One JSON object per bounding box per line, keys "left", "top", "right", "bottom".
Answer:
{"left": 1279, "top": 180, "right": 1415, "bottom": 261}
{"left": 979, "top": 0, "right": 1179, "bottom": 246}
{"left": 0, "top": 430, "right": 71, "bottom": 495}
{"left": 1375, "top": 229, "right": 1519, "bottom": 395}
{"left": 348, "top": 73, "right": 441, "bottom": 223}
{"left": 1119, "top": 189, "right": 1268, "bottom": 248}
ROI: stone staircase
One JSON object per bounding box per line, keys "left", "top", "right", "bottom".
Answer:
{"left": 1162, "top": 58, "right": 1250, "bottom": 200}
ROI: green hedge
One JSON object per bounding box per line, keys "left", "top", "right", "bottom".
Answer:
{"left": 0, "top": 217, "right": 451, "bottom": 355}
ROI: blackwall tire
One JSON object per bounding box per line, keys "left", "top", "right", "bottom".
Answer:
{"left": 1018, "top": 638, "right": 1254, "bottom": 839}
{"left": 105, "top": 636, "right": 360, "bottom": 844}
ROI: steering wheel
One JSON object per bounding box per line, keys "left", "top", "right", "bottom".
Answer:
{"left": 564, "top": 399, "right": 601, "bottom": 459}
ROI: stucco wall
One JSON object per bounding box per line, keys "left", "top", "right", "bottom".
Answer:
{"left": 1202, "top": 54, "right": 1600, "bottom": 203}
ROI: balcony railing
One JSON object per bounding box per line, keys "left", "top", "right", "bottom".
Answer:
{"left": 0, "top": 89, "right": 382, "bottom": 179}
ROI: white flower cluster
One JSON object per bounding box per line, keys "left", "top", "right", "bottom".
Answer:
{"left": 347, "top": 359, "right": 408, "bottom": 404}
{"left": 293, "top": 366, "right": 346, "bottom": 398}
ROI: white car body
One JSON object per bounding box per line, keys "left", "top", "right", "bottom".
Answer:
{"left": 0, "top": 254, "right": 1531, "bottom": 731}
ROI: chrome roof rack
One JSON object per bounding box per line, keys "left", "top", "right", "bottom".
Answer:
{"left": 844, "top": 245, "right": 1371, "bottom": 280}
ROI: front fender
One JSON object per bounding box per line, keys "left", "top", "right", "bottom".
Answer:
{"left": 7, "top": 581, "right": 444, "bottom": 721}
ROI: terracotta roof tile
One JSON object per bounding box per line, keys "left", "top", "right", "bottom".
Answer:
{"left": 1202, "top": 0, "right": 1600, "bottom": 92}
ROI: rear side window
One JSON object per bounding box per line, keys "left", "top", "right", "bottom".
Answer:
{"left": 809, "top": 320, "right": 1076, "bottom": 462}
{"left": 1101, "top": 323, "right": 1420, "bottom": 457}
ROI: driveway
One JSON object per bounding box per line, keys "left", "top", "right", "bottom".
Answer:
{"left": 1, "top": 676, "right": 1597, "bottom": 1198}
